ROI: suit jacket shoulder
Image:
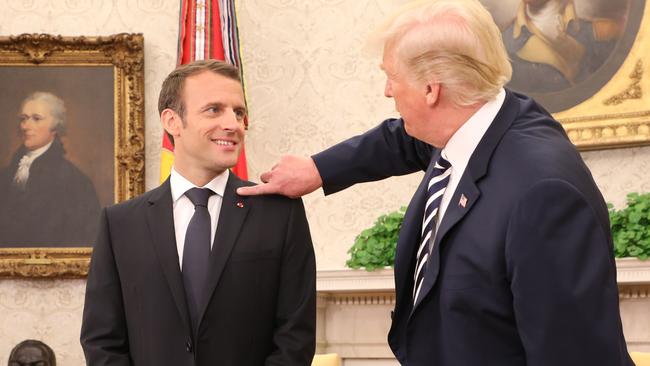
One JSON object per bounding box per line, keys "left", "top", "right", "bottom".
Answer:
{"left": 484, "top": 90, "right": 594, "bottom": 193}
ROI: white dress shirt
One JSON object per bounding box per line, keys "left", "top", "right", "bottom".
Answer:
{"left": 13, "top": 140, "right": 53, "bottom": 187}
{"left": 436, "top": 88, "right": 506, "bottom": 231}
{"left": 170, "top": 167, "right": 229, "bottom": 269}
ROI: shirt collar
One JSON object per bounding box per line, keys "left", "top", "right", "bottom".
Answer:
{"left": 442, "top": 88, "right": 506, "bottom": 172}
{"left": 513, "top": 0, "right": 577, "bottom": 39}
{"left": 24, "top": 139, "right": 53, "bottom": 161}
{"left": 170, "top": 167, "right": 229, "bottom": 203}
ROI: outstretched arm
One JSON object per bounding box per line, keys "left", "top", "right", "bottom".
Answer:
{"left": 238, "top": 118, "right": 434, "bottom": 197}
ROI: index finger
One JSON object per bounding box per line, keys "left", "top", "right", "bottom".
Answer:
{"left": 236, "top": 183, "right": 278, "bottom": 196}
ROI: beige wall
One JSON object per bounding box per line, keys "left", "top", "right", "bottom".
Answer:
{"left": 0, "top": 0, "right": 178, "bottom": 364}
{"left": 1, "top": 0, "right": 649, "bottom": 364}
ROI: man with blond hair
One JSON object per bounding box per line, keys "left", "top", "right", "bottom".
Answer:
{"left": 238, "top": 0, "right": 633, "bottom": 365}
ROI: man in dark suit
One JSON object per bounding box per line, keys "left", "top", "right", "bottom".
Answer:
{"left": 237, "top": 0, "right": 633, "bottom": 365}
{"left": 80, "top": 60, "right": 316, "bottom": 365}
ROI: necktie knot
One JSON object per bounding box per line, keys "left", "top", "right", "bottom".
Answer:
{"left": 433, "top": 155, "right": 451, "bottom": 172}
{"left": 185, "top": 187, "right": 214, "bottom": 208}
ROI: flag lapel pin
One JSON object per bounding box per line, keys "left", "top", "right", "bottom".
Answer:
{"left": 459, "top": 194, "right": 468, "bottom": 208}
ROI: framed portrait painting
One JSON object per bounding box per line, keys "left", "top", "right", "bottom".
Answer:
{"left": 0, "top": 34, "right": 144, "bottom": 277}
{"left": 481, "top": 0, "right": 650, "bottom": 150}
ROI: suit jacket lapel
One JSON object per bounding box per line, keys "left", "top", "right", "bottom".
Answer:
{"left": 411, "top": 89, "right": 521, "bottom": 314}
{"left": 198, "top": 172, "right": 250, "bottom": 325}
{"left": 411, "top": 174, "right": 480, "bottom": 312}
{"left": 145, "top": 179, "right": 192, "bottom": 333}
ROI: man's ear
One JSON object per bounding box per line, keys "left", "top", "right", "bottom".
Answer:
{"left": 161, "top": 109, "right": 182, "bottom": 138}
{"left": 425, "top": 81, "right": 440, "bottom": 107}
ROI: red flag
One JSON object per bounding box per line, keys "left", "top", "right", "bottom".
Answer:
{"left": 162, "top": 0, "right": 248, "bottom": 182}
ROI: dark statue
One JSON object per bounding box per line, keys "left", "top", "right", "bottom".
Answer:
{"left": 8, "top": 340, "right": 56, "bottom": 366}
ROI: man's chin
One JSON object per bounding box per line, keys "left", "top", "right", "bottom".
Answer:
{"left": 213, "top": 160, "right": 239, "bottom": 173}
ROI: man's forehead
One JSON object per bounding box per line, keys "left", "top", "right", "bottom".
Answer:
{"left": 182, "top": 74, "right": 245, "bottom": 110}
{"left": 22, "top": 99, "right": 51, "bottom": 112}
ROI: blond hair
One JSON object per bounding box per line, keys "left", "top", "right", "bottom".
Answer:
{"left": 378, "top": 0, "right": 511, "bottom": 106}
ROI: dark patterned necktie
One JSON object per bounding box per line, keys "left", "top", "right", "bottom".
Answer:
{"left": 183, "top": 187, "right": 215, "bottom": 332}
{"left": 413, "top": 155, "right": 451, "bottom": 304}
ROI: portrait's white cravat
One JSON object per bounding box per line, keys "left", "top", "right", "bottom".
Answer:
{"left": 12, "top": 141, "right": 53, "bottom": 188}
{"left": 13, "top": 154, "right": 34, "bottom": 187}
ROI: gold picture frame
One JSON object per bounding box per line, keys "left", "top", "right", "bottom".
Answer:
{"left": 556, "top": 0, "right": 650, "bottom": 150}
{"left": 482, "top": 0, "right": 650, "bottom": 150}
{"left": 0, "top": 33, "right": 144, "bottom": 278}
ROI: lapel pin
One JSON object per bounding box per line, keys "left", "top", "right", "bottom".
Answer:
{"left": 459, "top": 194, "right": 468, "bottom": 208}
{"left": 236, "top": 201, "right": 244, "bottom": 208}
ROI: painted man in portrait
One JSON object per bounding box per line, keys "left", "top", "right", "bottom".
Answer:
{"left": 502, "top": 0, "right": 624, "bottom": 93}
{"left": 0, "top": 92, "right": 100, "bottom": 247}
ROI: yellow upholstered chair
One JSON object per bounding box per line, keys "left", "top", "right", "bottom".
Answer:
{"left": 312, "top": 353, "right": 341, "bottom": 366}
{"left": 631, "top": 352, "right": 650, "bottom": 366}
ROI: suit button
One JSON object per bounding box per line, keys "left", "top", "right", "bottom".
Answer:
{"left": 186, "top": 340, "right": 193, "bottom": 353}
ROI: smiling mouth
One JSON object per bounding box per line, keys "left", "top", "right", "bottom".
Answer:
{"left": 212, "top": 139, "right": 236, "bottom": 146}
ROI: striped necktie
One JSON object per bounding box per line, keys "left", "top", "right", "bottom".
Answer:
{"left": 413, "top": 155, "right": 451, "bottom": 304}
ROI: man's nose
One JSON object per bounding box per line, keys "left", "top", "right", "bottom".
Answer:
{"left": 384, "top": 81, "right": 393, "bottom": 98}
{"left": 222, "top": 109, "right": 242, "bottom": 131}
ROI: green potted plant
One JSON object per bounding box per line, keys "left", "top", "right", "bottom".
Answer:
{"left": 609, "top": 192, "right": 650, "bottom": 260}
{"left": 346, "top": 207, "right": 405, "bottom": 271}
{"left": 347, "top": 193, "right": 650, "bottom": 271}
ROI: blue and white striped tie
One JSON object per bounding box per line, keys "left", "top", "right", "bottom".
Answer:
{"left": 413, "top": 155, "right": 451, "bottom": 304}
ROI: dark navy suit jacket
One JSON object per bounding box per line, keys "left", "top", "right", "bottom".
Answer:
{"left": 313, "top": 90, "right": 633, "bottom": 366}
{"left": 81, "top": 173, "right": 316, "bottom": 366}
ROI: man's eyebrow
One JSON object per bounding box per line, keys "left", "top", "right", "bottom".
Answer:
{"left": 201, "top": 102, "right": 247, "bottom": 113}
{"left": 201, "top": 102, "right": 225, "bottom": 110}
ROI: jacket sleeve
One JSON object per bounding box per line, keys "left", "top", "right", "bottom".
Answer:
{"left": 312, "top": 118, "right": 435, "bottom": 195}
{"left": 265, "top": 198, "right": 316, "bottom": 366}
{"left": 80, "top": 208, "right": 132, "bottom": 366}
{"left": 505, "top": 179, "right": 632, "bottom": 366}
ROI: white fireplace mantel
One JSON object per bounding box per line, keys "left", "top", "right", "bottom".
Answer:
{"left": 315, "top": 258, "right": 650, "bottom": 364}
{"left": 317, "top": 258, "right": 650, "bottom": 292}
{"left": 616, "top": 258, "right": 650, "bottom": 285}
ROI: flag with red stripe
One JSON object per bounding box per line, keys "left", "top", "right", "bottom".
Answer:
{"left": 161, "top": 0, "right": 248, "bottom": 182}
